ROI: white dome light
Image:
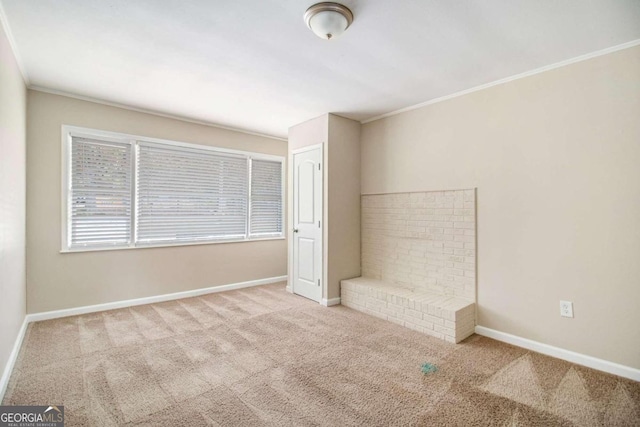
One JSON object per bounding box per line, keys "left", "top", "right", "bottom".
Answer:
{"left": 304, "top": 3, "right": 354, "bottom": 40}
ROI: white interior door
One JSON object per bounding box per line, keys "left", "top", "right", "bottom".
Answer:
{"left": 292, "top": 145, "right": 323, "bottom": 303}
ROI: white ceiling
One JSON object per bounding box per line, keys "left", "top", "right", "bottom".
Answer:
{"left": 2, "top": 0, "right": 639, "bottom": 138}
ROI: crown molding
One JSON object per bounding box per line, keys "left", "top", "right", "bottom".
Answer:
{"left": 361, "top": 39, "right": 640, "bottom": 124}
{"left": 1, "top": 4, "right": 286, "bottom": 141}
{"left": 5, "top": 0, "right": 638, "bottom": 138}
{"left": 30, "top": 86, "right": 287, "bottom": 141}
{"left": 0, "top": 1, "right": 30, "bottom": 85}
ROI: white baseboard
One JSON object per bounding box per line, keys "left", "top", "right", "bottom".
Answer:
{"left": 27, "top": 275, "right": 288, "bottom": 323}
{"left": 475, "top": 326, "right": 640, "bottom": 382}
{"left": 0, "top": 318, "right": 29, "bottom": 402}
{"left": 321, "top": 297, "right": 341, "bottom": 307}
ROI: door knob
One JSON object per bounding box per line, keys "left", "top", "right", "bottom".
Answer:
{"left": 293, "top": 228, "right": 299, "bottom": 233}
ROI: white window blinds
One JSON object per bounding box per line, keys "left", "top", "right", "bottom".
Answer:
{"left": 136, "top": 142, "right": 248, "bottom": 244}
{"left": 250, "top": 159, "right": 283, "bottom": 236}
{"left": 69, "top": 137, "right": 132, "bottom": 248}
{"left": 65, "top": 127, "right": 284, "bottom": 251}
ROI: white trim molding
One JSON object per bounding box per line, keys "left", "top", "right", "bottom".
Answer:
{"left": 27, "top": 276, "right": 288, "bottom": 323}
{"left": 1, "top": 276, "right": 287, "bottom": 401}
{"left": 32, "top": 86, "right": 286, "bottom": 142}
{"left": 0, "top": 318, "right": 29, "bottom": 402}
{"left": 475, "top": 326, "right": 640, "bottom": 382}
{"left": 0, "top": 2, "right": 30, "bottom": 85}
{"left": 321, "top": 297, "right": 341, "bottom": 307}
{"left": 362, "top": 39, "right": 640, "bottom": 125}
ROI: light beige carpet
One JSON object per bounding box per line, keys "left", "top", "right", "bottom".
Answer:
{"left": 3, "top": 283, "right": 639, "bottom": 426}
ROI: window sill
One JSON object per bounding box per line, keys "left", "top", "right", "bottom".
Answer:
{"left": 60, "top": 235, "right": 286, "bottom": 254}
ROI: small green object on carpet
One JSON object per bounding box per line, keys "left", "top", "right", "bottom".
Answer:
{"left": 421, "top": 362, "right": 438, "bottom": 374}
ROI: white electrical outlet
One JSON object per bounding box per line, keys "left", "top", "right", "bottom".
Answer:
{"left": 560, "top": 300, "right": 574, "bottom": 318}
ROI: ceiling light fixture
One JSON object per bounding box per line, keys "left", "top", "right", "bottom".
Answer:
{"left": 304, "top": 2, "right": 353, "bottom": 40}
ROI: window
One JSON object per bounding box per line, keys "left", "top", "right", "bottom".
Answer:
{"left": 250, "top": 159, "right": 284, "bottom": 237}
{"left": 136, "top": 142, "right": 249, "bottom": 245}
{"left": 62, "top": 127, "right": 284, "bottom": 252}
{"left": 69, "top": 137, "right": 133, "bottom": 248}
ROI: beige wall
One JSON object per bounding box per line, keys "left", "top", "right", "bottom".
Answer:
{"left": 27, "top": 90, "right": 287, "bottom": 313}
{"left": 361, "top": 46, "right": 640, "bottom": 368}
{"left": 0, "top": 24, "right": 26, "bottom": 378}
{"left": 326, "top": 114, "right": 360, "bottom": 300}
{"left": 288, "top": 114, "right": 328, "bottom": 152}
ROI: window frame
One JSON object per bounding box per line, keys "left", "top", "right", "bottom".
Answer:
{"left": 61, "top": 125, "right": 285, "bottom": 253}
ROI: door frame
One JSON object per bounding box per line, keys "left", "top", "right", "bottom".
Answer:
{"left": 288, "top": 143, "right": 324, "bottom": 303}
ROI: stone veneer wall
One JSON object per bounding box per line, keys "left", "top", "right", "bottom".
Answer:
{"left": 361, "top": 189, "right": 476, "bottom": 301}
